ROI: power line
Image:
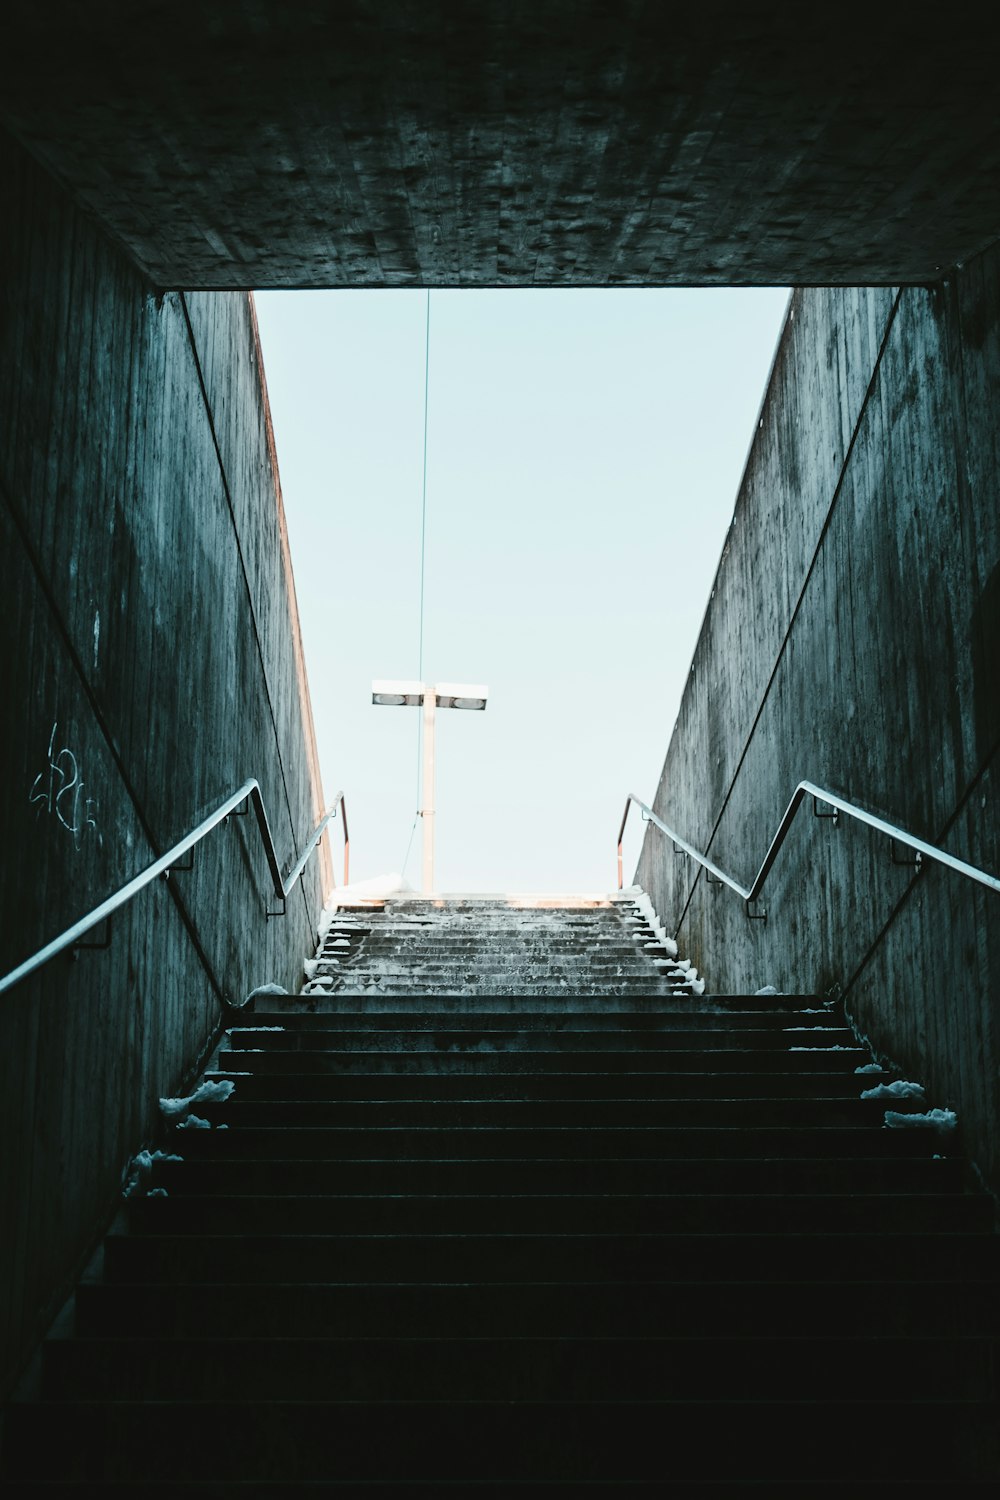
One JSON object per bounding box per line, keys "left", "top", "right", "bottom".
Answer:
{"left": 403, "top": 289, "right": 432, "bottom": 878}
{"left": 417, "top": 289, "right": 431, "bottom": 681}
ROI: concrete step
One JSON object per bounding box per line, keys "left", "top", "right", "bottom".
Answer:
{"left": 126, "top": 1190, "right": 992, "bottom": 1237}
{"left": 75, "top": 1276, "right": 1000, "bottom": 1341}
{"left": 280, "top": 994, "right": 818, "bottom": 1014}
{"left": 322, "top": 936, "right": 666, "bottom": 952}
{"left": 146, "top": 1153, "right": 966, "bottom": 1199}
{"left": 205, "top": 1068, "right": 880, "bottom": 1100}
{"left": 310, "top": 977, "right": 697, "bottom": 994}
{"left": 242, "top": 1005, "right": 832, "bottom": 1029}
{"left": 336, "top": 938, "right": 666, "bottom": 948}
{"left": 319, "top": 957, "right": 677, "bottom": 973}
{"left": 9, "top": 1482, "right": 995, "bottom": 1497}
{"left": 330, "top": 907, "right": 624, "bottom": 918}
{"left": 168, "top": 1123, "right": 960, "bottom": 1160}
{"left": 6, "top": 891, "right": 998, "bottom": 1494}
{"left": 102, "top": 1230, "right": 1000, "bottom": 1284}
{"left": 321, "top": 937, "right": 666, "bottom": 952}
{"left": 317, "top": 955, "right": 678, "bottom": 972}
{"left": 321, "top": 939, "right": 679, "bottom": 953}
{"left": 41, "top": 1333, "right": 998, "bottom": 1403}
{"left": 312, "top": 983, "right": 699, "bottom": 998}
{"left": 309, "top": 970, "right": 692, "bottom": 987}
{"left": 5, "top": 1398, "right": 997, "bottom": 1482}
{"left": 216, "top": 1046, "right": 867, "bottom": 1074}
{"left": 184, "top": 1095, "right": 925, "bottom": 1128}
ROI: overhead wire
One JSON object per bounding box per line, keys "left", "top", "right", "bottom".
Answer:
{"left": 401, "top": 289, "right": 432, "bottom": 879}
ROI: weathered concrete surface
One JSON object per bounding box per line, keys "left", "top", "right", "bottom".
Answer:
{"left": 636, "top": 251, "right": 1000, "bottom": 1193}
{"left": 0, "top": 133, "right": 330, "bottom": 1397}
{"left": 2, "top": 4, "right": 999, "bottom": 288}
{"left": 301, "top": 895, "right": 700, "bottom": 999}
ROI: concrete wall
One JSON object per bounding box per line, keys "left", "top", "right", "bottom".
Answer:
{"left": 637, "top": 255, "right": 1000, "bottom": 1193}
{"left": 0, "top": 132, "right": 330, "bottom": 1397}
{"left": 5, "top": 7, "right": 1000, "bottom": 289}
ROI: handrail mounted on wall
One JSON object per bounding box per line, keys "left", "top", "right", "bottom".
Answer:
{"left": 619, "top": 781, "right": 999, "bottom": 918}
{"left": 0, "top": 780, "right": 349, "bottom": 998}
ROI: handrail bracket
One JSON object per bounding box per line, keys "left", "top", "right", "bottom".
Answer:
{"left": 890, "top": 839, "right": 924, "bottom": 870}
{"left": 71, "top": 917, "right": 114, "bottom": 954}
{"left": 1, "top": 782, "right": 350, "bottom": 1000}
{"left": 619, "top": 779, "right": 997, "bottom": 923}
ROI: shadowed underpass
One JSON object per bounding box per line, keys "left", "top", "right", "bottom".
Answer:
{"left": 1, "top": 4, "right": 998, "bottom": 1487}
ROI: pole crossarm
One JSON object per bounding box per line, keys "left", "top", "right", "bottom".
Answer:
{"left": 618, "top": 781, "right": 1000, "bottom": 902}
{"left": 373, "top": 678, "right": 487, "bottom": 893}
{"left": 1, "top": 780, "right": 347, "bottom": 997}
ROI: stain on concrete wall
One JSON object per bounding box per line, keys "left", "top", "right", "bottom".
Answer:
{"left": 0, "top": 132, "right": 331, "bottom": 1396}
{"left": 636, "top": 257, "right": 1000, "bottom": 1193}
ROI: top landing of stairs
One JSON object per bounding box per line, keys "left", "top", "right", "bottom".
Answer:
{"left": 300, "top": 888, "right": 702, "bottom": 1002}
{"left": 329, "top": 890, "right": 631, "bottom": 910}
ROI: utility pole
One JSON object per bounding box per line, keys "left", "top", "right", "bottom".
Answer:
{"left": 421, "top": 686, "right": 436, "bottom": 894}
{"left": 372, "top": 680, "right": 489, "bottom": 893}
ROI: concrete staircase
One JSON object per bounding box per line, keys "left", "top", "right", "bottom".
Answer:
{"left": 301, "top": 892, "right": 705, "bottom": 999}
{"left": 3, "top": 892, "right": 999, "bottom": 1489}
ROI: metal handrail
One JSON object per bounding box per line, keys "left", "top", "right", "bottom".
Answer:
{"left": 618, "top": 782, "right": 1000, "bottom": 908}
{"left": 284, "top": 790, "right": 349, "bottom": 894}
{"left": 0, "top": 780, "right": 349, "bottom": 997}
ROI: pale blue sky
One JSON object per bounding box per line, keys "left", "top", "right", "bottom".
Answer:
{"left": 254, "top": 288, "right": 790, "bottom": 894}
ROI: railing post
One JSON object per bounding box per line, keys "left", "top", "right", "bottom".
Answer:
{"left": 340, "top": 793, "right": 350, "bottom": 887}
{"left": 422, "top": 690, "right": 437, "bottom": 894}
{"left": 617, "top": 796, "right": 634, "bottom": 891}
{"left": 0, "top": 780, "right": 348, "bottom": 998}
{"left": 615, "top": 777, "right": 1000, "bottom": 927}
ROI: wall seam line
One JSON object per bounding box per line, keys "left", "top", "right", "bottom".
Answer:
{"left": 840, "top": 271, "right": 996, "bottom": 1009}
{"left": 671, "top": 286, "right": 904, "bottom": 939}
{"left": 0, "top": 475, "right": 226, "bottom": 1004}
{"left": 839, "top": 729, "right": 1000, "bottom": 1007}
{"left": 178, "top": 292, "right": 311, "bottom": 920}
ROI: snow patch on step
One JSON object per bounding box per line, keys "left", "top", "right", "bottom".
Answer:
{"left": 303, "top": 975, "right": 337, "bottom": 995}
{"left": 123, "top": 1148, "right": 182, "bottom": 1197}
{"left": 243, "top": 982, "right": 289, "bottom": 1005}
{"left": 619, "top": 889, "right": 707, "bottom": 991}
{"left": 884, "top": 1108, "right": 958, "bottom": 1132}
{"left": 160, "top": 1079, "right": 235, "bottom": 1117}
{"left": 318, "top": 873, "right": 415, "bottom": 937}
{"left": 860, "top": 1080, "right": 925, "bottom": 1100}
{"left": 618, "top": 887, "right": 679, "bottom": 959}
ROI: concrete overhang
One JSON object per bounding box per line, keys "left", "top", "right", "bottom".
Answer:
{"left": 3, "top": 3, "right": 998, "bottom": 289}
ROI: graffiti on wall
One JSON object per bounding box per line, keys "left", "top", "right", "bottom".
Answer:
{"left": 29, "top": 721, "right": 99, "bottom": 849}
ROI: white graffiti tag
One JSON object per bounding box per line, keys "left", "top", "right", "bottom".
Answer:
{"left": 29, "top": 721, "right": 99, "bottom": 849}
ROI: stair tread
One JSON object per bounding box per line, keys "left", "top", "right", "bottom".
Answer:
{"left": 5, "top": 898, "right": 996, "bottom": 1488}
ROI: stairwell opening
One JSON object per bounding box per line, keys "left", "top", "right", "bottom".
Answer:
{"left": 252, "top": 285, "right": 790, "bottom": 896}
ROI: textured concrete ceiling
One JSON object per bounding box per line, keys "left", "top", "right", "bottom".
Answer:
{"left": 4, "top": 2, "right": 998, "bottom": 288}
